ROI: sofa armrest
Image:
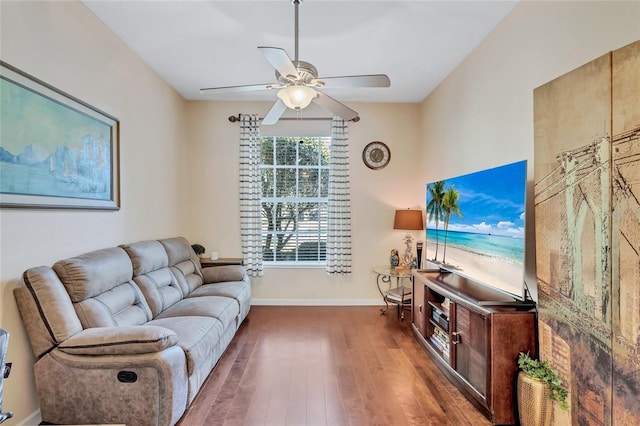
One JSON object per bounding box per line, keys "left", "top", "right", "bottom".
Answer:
{"left": 58, "top": 325, "right": 177, "bottom": 356}
{"left": 202, "top": 265, "right": 247, "bottom": 284}
{"left": 37, "top": 345, "right": 187, "bottom": 426}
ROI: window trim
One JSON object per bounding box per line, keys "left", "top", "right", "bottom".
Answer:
{"left": 260, "top": 135, "right": 331, "bottom": 266}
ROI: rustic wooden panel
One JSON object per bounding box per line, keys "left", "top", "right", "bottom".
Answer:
{"left": 534, "top": 39, "right": 640, "bottom": 425}
{"left": 534, "top": 50, "right": 613, "bottom": 425}
{"left": 611, "top": 39, "right": 640, "bottom": 426}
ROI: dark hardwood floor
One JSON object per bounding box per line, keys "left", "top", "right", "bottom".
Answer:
{"left": 177, "top": 306, "right": 492, "bottom": 426}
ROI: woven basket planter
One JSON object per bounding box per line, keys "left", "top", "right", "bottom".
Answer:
{"left": 517, "top": 371, "right": 552, "bottom": 426}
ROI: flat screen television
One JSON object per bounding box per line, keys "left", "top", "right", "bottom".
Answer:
{"left": 425, "top": 160, "right": 528, "bottom": 300}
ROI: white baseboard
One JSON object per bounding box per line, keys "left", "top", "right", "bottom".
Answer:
{"left": 17, "top": 409, "right": 40, "bottom": 426}
{"left": 251, "top": 298, "right": 384, "bottom": 306}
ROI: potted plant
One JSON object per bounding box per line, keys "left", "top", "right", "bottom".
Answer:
{"left": 191, "top": 243, "right": 206, "bottom": 258}
{"left": 517, "top": 352, "right": 569, "bottom": 426}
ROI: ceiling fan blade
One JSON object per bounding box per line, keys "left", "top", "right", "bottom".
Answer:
{"left": 315, "top": 74, "right": 391, "bottom": 89}
{"left": 312, "top": 91, "right": 359, "bottom": 122}
{"left": 200, "top": 83, "right": 275, "bottom": 95}
{"left": 262, "top": 99, "right": 288, "bottom": 125}
{"left": 258, "top": 47, "right": 300, "bottom": 81}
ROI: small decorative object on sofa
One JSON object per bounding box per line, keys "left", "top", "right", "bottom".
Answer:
{"left": 13, "top": 237, "right": 251, "bottom": 426}
{"left": 190, "top": 243, "right": 205, "bottom": 257}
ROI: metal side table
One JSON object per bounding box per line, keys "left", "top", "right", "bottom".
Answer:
{"left": 373, "top": 266, "right": 413, "bottom": 320}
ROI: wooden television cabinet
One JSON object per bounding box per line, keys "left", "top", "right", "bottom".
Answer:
{"left": 412, "top": 269, "right": 536, "bottom": 425}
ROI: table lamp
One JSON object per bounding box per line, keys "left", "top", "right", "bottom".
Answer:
{"left": 393, "top": 209, "right": 424, "bottom": 267}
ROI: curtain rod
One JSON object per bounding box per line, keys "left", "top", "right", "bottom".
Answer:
{"left": 228, "top": 114, "right": 360, "bottom": 123}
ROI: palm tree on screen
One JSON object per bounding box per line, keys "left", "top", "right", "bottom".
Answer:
{"left": 442, "top": 186, "right": 463, "bottom": 264}
{"left": 427, "top": 181, "right": 445, "bottom": 261}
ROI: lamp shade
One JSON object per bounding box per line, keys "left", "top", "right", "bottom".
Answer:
{"left": 393, "top": 209, "right": 424, "bottom": 230}
{"left": 277, "top": 85, "right": 316, "bottom": 110}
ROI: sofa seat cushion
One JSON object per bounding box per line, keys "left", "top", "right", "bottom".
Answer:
{"left": 188, "top": 281, "right": 251, "bottom": 309}
{"left": 155, "top": 296, "right": 240, "bottom": 331}
{"left": 147, "top": 316, "right": 223, "bottom": 376}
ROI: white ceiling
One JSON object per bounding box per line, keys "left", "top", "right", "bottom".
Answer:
{"left": 82, "top": 0, "right": 518, "bottom": 104}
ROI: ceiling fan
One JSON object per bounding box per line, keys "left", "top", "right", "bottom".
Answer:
{"left": 199, "top": 0, "right": 390, "bottom": 125}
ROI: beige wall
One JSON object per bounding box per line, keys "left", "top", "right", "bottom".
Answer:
{"left": 420, "top": 0, "right": 640, "bottom": 300}
{"left": 185, "top": 101, "right": 423, "bottom": 303}
{"left": 0, "top": 1, "right": 189, "bottom": 423}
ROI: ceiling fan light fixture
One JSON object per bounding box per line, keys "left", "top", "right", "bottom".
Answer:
{"left": 277, "top": 85, "right": 316, "bottom": 110}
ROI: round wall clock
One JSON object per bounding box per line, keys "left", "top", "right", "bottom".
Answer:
{"left": 362, "top": 141, "right": 391, "bottom": 170}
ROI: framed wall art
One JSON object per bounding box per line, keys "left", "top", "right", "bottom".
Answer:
{"left": 0, "top": 61, "right": 120, "bottom": 210}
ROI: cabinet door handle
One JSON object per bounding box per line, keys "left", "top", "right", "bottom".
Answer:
{"left": 452, "top": 332, "right": 461, "bottom": 344}
{"left": 419, "top": 304, "right": 423, "bottom": 313}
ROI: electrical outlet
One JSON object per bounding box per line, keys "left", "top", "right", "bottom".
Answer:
{"left": 3, "top": 362, "right": 11, "bottom": 379}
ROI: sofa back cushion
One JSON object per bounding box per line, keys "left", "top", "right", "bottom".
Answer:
{"left": 158, "top": 237, "right": 204, "bottom": 295}
{"left": 121, "top": 240, "right": 186, "bottom": 317}
{"left": 15, "top": 266, "right": 84, "bottom": 358}
{"left": 53, "top": 247, "right": 152, "bottom": 328}
{"left": 120, "top": 240, "right": 185, "bottom": 318}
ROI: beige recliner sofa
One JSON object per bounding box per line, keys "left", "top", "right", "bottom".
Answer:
{"left": 13, "top": 237, "right": 251, "bottom": 426}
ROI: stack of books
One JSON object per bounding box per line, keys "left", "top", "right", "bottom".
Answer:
{"left": 430, "top": 325, "right": 450, "bottom": 359}
{"left": 430, "top": 306, "right": 449, "bottom": 331}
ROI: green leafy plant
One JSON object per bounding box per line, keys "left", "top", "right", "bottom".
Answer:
{"left": 518, "top": 352, "right": 569, "bottom": 411}
{"left": 191, "top": 244, "right": 205, "bottom": 256}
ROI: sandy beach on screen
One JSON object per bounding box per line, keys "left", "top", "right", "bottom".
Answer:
{"left": 424, "top": 241, "right": 523, "bottom": 297}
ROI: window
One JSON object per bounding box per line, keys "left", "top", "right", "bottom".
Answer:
{"left": 261, "top": 136, "right": 331, "bottom": 264}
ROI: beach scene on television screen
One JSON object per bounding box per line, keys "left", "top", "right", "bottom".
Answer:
{"left": 425, "top": 160, "right": 527, "bottom": 297}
